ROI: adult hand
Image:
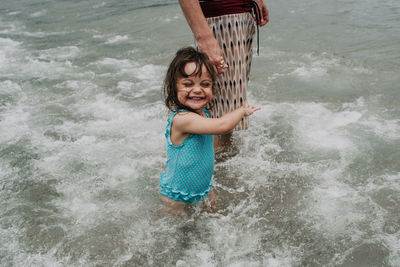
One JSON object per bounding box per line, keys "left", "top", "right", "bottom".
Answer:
{"left": 178, "top": 0, "right": 228, "bottom": 74}
{"left": 197, "top": 36, "right": 228, "bottom": 74}
{"left": 253, "top": 0, "right": 269, "bottom": 26}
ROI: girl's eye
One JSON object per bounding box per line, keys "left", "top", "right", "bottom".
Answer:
{"left": 201, "top": 82, "right": 211, "bottom": 87}
{"left": 183, "top": 83, "right": 193, "bottom": 87}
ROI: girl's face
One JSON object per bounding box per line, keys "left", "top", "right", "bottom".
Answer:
{"left": 176, "top": 62, "right": 213, "bottom": 114}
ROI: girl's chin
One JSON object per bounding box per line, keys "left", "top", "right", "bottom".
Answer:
{"left": 187, "top": 106, "right": 206, "bottom": 111}
{"left": 184, "top": 101, "right": 208, "bottom": 109}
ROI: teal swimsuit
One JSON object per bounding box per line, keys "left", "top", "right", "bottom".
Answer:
{"left": 160, "top": 109, "right": 214, "bottom": 203}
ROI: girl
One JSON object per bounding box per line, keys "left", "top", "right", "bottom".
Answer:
{"left": 160, "top": 47, "right": 259, "bottom": 215}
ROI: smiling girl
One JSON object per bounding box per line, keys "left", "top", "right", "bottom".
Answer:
{"left": 160, "top": 47, "right": 259, "bottom": 215}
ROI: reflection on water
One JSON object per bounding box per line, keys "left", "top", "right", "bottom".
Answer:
{"left": 1, "top": 0, "right": 400, "bottom": 266}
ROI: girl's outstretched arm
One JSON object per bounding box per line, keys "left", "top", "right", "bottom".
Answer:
{"left": 173, "top": 105, "right": 260, "bottom": 136}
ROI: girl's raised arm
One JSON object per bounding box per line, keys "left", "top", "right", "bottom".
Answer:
{"left": 173, "top": 105, "right": 260, "bottom": 135}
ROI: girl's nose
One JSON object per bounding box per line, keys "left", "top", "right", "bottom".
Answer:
{"left": 192, "top": 86, "right": 202, "bottom": 93}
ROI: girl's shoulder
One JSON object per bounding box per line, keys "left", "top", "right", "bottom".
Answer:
{"left": 172, "top": 107, "right": 210, "bottom": 121}
{"left": 169, "top": 109, "right": 190, "bottom": 119}
{"left": 171, "top": 109, "right": 196, "bottom": 124}
{"left": 169, "top": 108, "right": 210, "bottom": 128}
{"left": 172, "top": 107, "right": 210, "bottom": 116}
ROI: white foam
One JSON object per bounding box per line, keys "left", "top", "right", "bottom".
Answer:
{"left": 30, "top": 96, "right": 166, "bottom": 227}
{"left": 96, "top": 57, "right": 134, "bottom": 68}
{"left": 180, "top": 246, "right": 217, "bottom": 267}
{"left": 55, "top": 80, "right": 98, "bottom": 91}
{"left": 0, "top": 161, "right": 13, "bottom": 182}
{"left": 342, "top": 97, "right": 399, "bottom": 140}
{"left": 190, "top": 203, "right": 300, "bottom": 266}
{"left": 105, "top": 35, "right": 129, "bottom": 44}
{"left": 293, "top": 102, "right": 362, "bottom": 150}
{"left": 37, "top": 46, "right": 80, "bottom": 60}
{"left": 360, "top": 115, "right": 400, "bottom": 140}
{"left": 0, "top": 18, "right": 20, "bottom": 34}
{"left": 116, "top": 81, "right": 133, "bottom": 91}
{"left": 0, "top": 37, "right": 85, "bottom": 79}
{"left": 0, "top": 226, "right": 65, "bottom": 267}
{"left": 291, "top": 65, "right": 328, "bottom": 78}
{"left": 30, "top": 10, "right": 47, "bottom": 17}
{"left": 162, "top": 15, "right": 180, "bottom": 22}
{"left": 352, "top": 65, "right": 373, "bottom": 74}
{"left": 93, "top": 58, "right": 163, "bottom": 92}
{"left": 20, "top": 58, "right": 74, "bottom": 79}
{"left": 290, "top": 53, "right": 339, "bottom": 79}
{"left": 302, "top": 167, "right": 366, "bottom": 238}
{"left": 0, "top": 37, "right": 21, "bottom": 71}
{"left": 7, "top": 11, "right": 21, "bottom": 15}
{"left": 94, "top": 58, "right": 163, "bottom": 80}
{"left": 67, "top": 196, "right": 98, "bottom": 223}
{"left": 342, "top": 96, "right": 365, "bottom": 109}
{"left": 364, "top": 173, "right": 400, "bottom": 193}
{"left": 0, "top": 80, "right": 22, "bottom": 94}
{"left": 385, "top": 234, "right": 400, "bottom": 265}
{"left": 117, "top": 81, "right": 147, "bottom": 98}
{"left": 0, "top": 105, "right": 30, "bottom": 144}
{"left": 93, "top": 34, "right": 106, "bottom": 39}
{"left": 78, "top": 93, "right": 136, "bottom": 121}
{"left": 11, "top": 56, "right": 92, "bottom": 80}
{"left": 20, "top": 254, "right": 63, "bottom": 267}
{"left": 0, "top": 21, "right": 68, "bottom": 37}
{"left": 135, "top": 64, "right": 162, "bottom": 81}
{"left": 93, "top": 2, "right": 107, "bottom": 8}
{"left": 263, "top": 253, "right": 297, "bottom": 267}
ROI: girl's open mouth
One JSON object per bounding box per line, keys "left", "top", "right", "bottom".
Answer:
{"left": 187, "top": 96, "right": 205, "bottom": 100}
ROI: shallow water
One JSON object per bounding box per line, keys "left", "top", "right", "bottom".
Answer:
{"left": 1, "top": 0, "right": 400, "bottom": 266}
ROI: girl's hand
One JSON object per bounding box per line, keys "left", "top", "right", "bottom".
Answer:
{"left": 242, "top": 104, "right": 261, "bottom": 116}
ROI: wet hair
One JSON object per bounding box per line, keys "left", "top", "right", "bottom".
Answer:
{"left": 163, "top": 46, "right": 218, "bottom": 112}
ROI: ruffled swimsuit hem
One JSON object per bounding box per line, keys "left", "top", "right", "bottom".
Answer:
{"left": 160, "top": 182, "right": 212, "bottom": 204}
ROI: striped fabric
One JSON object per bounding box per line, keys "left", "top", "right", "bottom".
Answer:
{"left": 200, "top": 12, "right": 255, "bottom": 130}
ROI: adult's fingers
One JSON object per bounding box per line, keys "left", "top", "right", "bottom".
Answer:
{"left": 254, "top": 0, "right": 269, "bottom": 26}
{"left": 261, "top": 5, "right": 269, "bottom": 25}
{"left": 214, "top": 57, "right": 228, "bottom": 74}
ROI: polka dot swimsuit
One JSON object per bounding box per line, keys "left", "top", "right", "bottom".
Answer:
{"left": 160, "top": 109, "right": 214, "bottom": 203}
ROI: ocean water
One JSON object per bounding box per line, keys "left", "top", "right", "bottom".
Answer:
{"left": 1, "top": 0, "right": 400, "bottom": 266}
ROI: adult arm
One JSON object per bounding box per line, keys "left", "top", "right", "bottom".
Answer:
{"left": 178, "top": 0, "right": 227, "bottom": 73}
